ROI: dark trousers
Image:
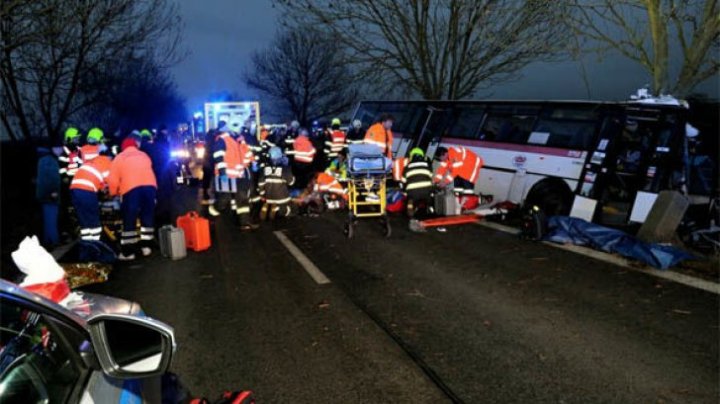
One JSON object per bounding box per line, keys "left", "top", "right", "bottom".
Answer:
{"left": 202, "top": 166, "right": 214, "bottom": 199}
{"left": 71, "top": 189, "right": 101, "bottom": 241}
{"left": 41, "top": 203, "right": 60, "bottom": 247}
{"left": 407, "top": 188, "right": 433, "bottom": 219}
{"left": 120, "top": 186, "right": 156, "bottom": 255}
{"left": 292, "top": 162, "right": 314, "bottom": 190}
{"left": 453, "top": 177, "right": 476, "bottom": 196}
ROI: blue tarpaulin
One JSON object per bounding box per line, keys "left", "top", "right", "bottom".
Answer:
{"left": 544, "top": 216, "right": 695, "bottom": 270}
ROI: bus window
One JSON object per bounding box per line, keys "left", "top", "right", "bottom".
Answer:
{"left": 373, "top": 102, "right": 423, "bottom": 135}
{"left": 445, "top": 106, "right": 485, "bottom": 139}
{"left": 532, "top": 119, "right": 597, "bottom": 149}
{"left": 354, "top": 103, "right": 380, "bottom": 128}
{"left": 480, "top": 113, "right": 536, "bottom": 144}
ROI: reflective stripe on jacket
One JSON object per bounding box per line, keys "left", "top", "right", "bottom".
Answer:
{"left": 71, "top": 156, "right": 112, "bottom": 193}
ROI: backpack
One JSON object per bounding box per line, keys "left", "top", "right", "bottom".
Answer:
{"left": 520, "top": 206, "right": 547, "bottom": 241}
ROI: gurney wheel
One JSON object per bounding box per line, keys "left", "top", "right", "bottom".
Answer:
{"left": 344, "top": 222, "right": 354, "bottom": 239}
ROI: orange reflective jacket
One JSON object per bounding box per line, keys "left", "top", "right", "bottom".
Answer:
{"left": 107, "top": 146, "right": 157, "bottom": 196}
{"left": 434, "top": 147, "right": 483, "bottom": 185}
{"left": 392, "top": 157, "right": 408, "bottom": 182}
{"left": 314, "top": 172, "right": 346, "bottom": 198}
{"left": 292, "top": 135, "right": 316, "bottom": 164}
{"left": 363, "top": 123, "right": 394, "bottom": 157}
{"left": 79, "top": 144, "right": 100, "bottom": 163}
{"left": 70, "top": 155, "right": 112, "bottom": 193}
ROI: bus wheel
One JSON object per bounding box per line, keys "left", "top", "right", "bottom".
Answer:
{"left": 523, "top": 178, "right": 573, "bottom": 217}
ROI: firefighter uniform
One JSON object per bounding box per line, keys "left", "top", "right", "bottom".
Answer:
{"left": 259, "top": 162, "right": 295, "bottom": 220}
{"left": 434, "top": 146, "right": 483, "bottom": 196}
{"left": 402, "top": 149, "right": 434, "bottom": 218}
{"left": 107, "top": 138, "right": 157, "bottom": 259}
{"left": 235, "top": 139, "right": 257, "bottom": 228}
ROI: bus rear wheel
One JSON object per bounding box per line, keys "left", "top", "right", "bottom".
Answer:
{"left": 523, "top": 178, "right": 573, "bottom": 217}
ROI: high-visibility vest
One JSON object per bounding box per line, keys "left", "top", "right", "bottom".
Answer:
{"left": 314, "top": 172, "right": 346, "bottom": 197}
{"left": 213, "top": 134, "right": 243, "bottom": 178}
{"left": 434, "top": 147, "right": 483, "bottom": 185}
{"left": 392, "top": 157, "right": 408, "bottom": 182}
{"left": 290, "top": 135, "right": 316, "bottom": 164}
{"left": 324, "top": 129, "right": 347, "bottom": 158}
{"left": 79, "top": 144, "right": 100, "bottom": 163}
{"left": 70, "top": 156, "right": 112, "bottom": 193}
{"left": 237, "top": 140, "right": 254, "bottom": 168}
{"left": 107, "top": 146, "right": 157, "bottom": 196}
{"left": 363, "top": 123, "right": 394, "bottom": 157}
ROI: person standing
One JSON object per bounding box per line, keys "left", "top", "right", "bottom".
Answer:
{"left": 201, "top": 129, "right": 216, "bottom": 204}
{"left": 286, "top": 128, "right": 316, "bottom": 189}
{"left": 208, "top": 125, "right": 242, "bottom": 218}
{"left": 364, "top": 114, "right": 395, "bottom": 158}
{"left": 402, "top": 148, "right": 434, "bottom": 219}
{"left": 70, "top": 149, "right": 112, "bottom": 254}
{"left": 36, "top": 140, "right": 62, "bottom": 248}
{"left": 107, "top": 135, "right": 158, "bottom": 261}
{"left": 346, "top": 119, "right": 365, "bottom": 145}
{"left": 324, "top": 118, "right": 347, "bottom": 163}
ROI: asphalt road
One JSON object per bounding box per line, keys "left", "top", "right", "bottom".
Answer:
{"left": 84, "top": 206, "right": 719, "bottom": 403}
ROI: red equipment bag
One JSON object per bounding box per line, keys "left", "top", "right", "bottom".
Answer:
{"left": 460, "top": 195, "right": 479, "bottom": 211}
{"left": 176, "top": 211, "right": 211, "bottom": 252}
{"left": 386, "top": 190, "right": 407, "bottom": 213}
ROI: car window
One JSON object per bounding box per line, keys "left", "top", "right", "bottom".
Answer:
{"left": 0, "top": 299, "right": 81, "bottom": 404}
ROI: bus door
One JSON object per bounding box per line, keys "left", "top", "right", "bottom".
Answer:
{"left": 414, "top": 106, "right": 452, "bottom": 159}
{"left": 593, "top": 106, "right": 685, "bottom": 226}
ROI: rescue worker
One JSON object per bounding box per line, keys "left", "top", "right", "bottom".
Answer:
{"left": 286, "top": 128, "right": 316, "bottom": 189}
{"left": 201, "top": 129, "right": 216, "bottom": 203}
{"left": 402, "top": 148, "right": 434, "bottom": 219}
{"left": 70, "top": 143, "right": 112, "bottom": 249}
{"left": 259, "top": 147, "right": 295, "bottom": 220}
{"left": 235, "top": 135, "right": 259, "bottom": 230}
{"left": 79, "top": 127, "right": 104, "bottom": 163}
{"left": 346, "top": 119, "right": 365, "bottom": 145}
{"left": 283, "top": 120, "right": 301, "bottom": 150}
{"left": 433, "top": 146, "right": 483, "bottom": 197}
{"left": 36, "top": 139, "right": 62, "bottom": 248}
{"left": 59, "top": 127, "right": 82, "bottom": 180}
{"left": 364, "top": 114, "right": 394, "bottom": 158}
{"left": 208, "top": 125, "right": 243, "bottom": 218}
{"left": 326, "top": 149, "right": 348, "bottom": 181}
{"left": 107, "top": 135, "right": 157, "bottom": 261}
{"left": 324, "top": 118, "right": 347, "bottom": 162}
{"left": 392, "top": 155, "right": 409, "bottom": 183}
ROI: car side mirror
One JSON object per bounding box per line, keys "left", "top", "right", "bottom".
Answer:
{"left": 87, "top": 314, "right": 175, "bottom": 379}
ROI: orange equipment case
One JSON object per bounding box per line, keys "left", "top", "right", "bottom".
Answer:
{"left": 177, "top": 211, "right": 211, "bottom": 252}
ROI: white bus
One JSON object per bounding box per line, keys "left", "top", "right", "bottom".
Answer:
{"left": 350, "top": 97, "right": 716, "bottom": 228}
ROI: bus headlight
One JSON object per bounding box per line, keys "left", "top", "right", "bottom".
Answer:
{"left": 171, "top": 149, "right": 190, "bottom": 159}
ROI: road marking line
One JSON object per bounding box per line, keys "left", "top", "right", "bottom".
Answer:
{"left": 476, "top": 221, "right": 720, "bottom": 295}
{"left": 273, "top": 231, "right": 331, "bottom": 285}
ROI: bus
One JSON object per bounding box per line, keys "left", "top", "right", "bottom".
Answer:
{"left": 350, "top": 96, "right": 717, "bottom": 228}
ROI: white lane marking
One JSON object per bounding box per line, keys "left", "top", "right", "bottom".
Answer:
{"left": 476, "top": 221, "right": 720, "bottom": 295}
{"left": 274, "top": 231, "right": 331, "bottom": 285}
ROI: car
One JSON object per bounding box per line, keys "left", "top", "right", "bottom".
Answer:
{"left": 0, "top": 279, "right": 180, "bottom": 403}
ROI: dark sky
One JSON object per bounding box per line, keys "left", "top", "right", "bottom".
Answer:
{"left": 171, "top": 1, "right": 718, "bottom": 117}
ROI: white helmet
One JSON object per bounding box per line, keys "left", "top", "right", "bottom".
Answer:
{"left": 352, "top": 119, "right": 362, "bottom": 129}
{"left": 290, "top": 120, "right": 300, "bottom": 129}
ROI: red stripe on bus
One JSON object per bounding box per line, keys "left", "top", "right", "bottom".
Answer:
{"left": 442, "top": 137, "right": 583, "bottom": 158}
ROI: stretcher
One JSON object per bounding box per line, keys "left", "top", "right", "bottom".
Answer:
{"left": 344, "top": 144, "right": 392, "bottom": 238}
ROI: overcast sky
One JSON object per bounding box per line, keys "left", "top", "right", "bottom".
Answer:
{"left": 171, "top": 1, "right": 719, "bottom": 116}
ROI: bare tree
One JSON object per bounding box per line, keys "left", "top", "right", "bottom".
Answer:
{"left": 1, "top": 0, "right": 183, "bottom": 142}
{"left": 245, "top": 29, "right": 359, "bottom": 126}
{"left": 568, "top": 0, "right": 719, "bottom": 97}
{"left": 274, "top": 0, "right": 568, "bottom": 100}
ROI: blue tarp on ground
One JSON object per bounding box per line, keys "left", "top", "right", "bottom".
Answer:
{"left": 544, "top": 216, "right": 695, "bottom": 270}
